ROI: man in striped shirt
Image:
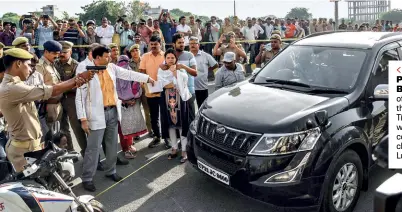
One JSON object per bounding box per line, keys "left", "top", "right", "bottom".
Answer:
{"left": 59, "top": 19, "right": 85, "bottom": 61}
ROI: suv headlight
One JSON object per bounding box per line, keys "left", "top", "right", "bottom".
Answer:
{"left": 248, "top": 127, "right": 321, "bottom": 156}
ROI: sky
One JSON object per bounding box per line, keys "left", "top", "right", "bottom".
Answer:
{"left": 0, "top": 0, "right": 401, "bottom": 20}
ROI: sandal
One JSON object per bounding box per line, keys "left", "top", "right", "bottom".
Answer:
{"left": 124, "top": 151, "right": 136, "bottom": 159}
{"left": 180, "top": 156, "right": 188, "bottom": 163}
{"left": 129, "top": 146, "right": 137, "bottom": 154}
{"left": 168, "top": 153, "right": 178, "bottom": 160}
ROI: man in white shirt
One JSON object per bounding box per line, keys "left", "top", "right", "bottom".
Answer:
{"left": 76, "top": 45, "right": 155, "bottom": 192}
{"left": 210, "top": 16, "right": 221, "bottom": 43}
{"left": 94, "top": 17, "right": 115, "bottom": 45}
{"left": 242, "top": 19, "right": 264, "bottom": 64}
{"left": 176, "top": 16, "right": 192, "bottom": 51}
{"left": 263, "top": 17, "right": 274, "bottom": 39}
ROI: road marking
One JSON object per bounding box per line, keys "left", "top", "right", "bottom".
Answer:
{"left": 95, "top": 149, "right": 169, "bottom": 198}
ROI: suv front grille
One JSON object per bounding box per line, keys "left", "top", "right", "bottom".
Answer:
{"left": 197, "top": 114, "right": 262, "bottom": 155}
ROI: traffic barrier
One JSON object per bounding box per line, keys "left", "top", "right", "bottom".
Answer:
{"left": 2, "top": 38, "right": 299, "bottom": 49}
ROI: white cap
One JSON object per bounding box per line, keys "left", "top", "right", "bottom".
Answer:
{"left": 222, "top": 52, "right": 236, "bottom": 63}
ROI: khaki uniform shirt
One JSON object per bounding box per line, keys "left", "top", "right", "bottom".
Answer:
{"left": 222, "top": 24, "right": 235, "bottom": 35}
{"left": 218, "top": 44, "right": 245, "bottom": 65}
{"left": 0, "top": 74, "right": 53, "bottom": 141}
{"left": 36, "top": 57, "right": 61, "bottom": 85}
{"left": 55, "top": 57, "right": 79, "bottom": 82}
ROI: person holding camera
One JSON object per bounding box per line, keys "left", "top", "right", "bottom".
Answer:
{"left": 213, "top": 32, "right": 247, "bottom": 67}
{"left": 33, "top": 14, "right": 59, "bottom": 58}
{"left": 137, "top": 19, "right": 153, "bottom": 44}
{"left": 116, "top": 20, "right": 135, "bottom": 55}
{"left": 59, "top": 19, "right": 86, "bottom": 61}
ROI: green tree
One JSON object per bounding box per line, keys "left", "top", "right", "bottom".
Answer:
{"left": 285, "top": 7, "right": 312, "bottom": 20}
{"left": 76, "top": 0, "right": 126, "bottom": 24}
{"left": 127, "top": 0, "right": 150, "bottom": 22}
{"left": 380, "top": 9, "right": 402, "bottom": 23}
{"left": 61, "top": 11, "right": 70, "bottom": 20}
{"left": 1, "top": 12, "right": 20, "bottom": 24}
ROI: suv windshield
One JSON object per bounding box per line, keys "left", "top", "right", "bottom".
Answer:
{"left": 253, "top": 45, "right": 368, "bottom": 91}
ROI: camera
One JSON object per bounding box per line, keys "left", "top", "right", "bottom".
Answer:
{"left": 43, "top": 14, "right": 49, "bottom": 19}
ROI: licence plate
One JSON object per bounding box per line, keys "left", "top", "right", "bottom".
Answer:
{"left": 197, "top": 160, "right": 230, "bottom": 185}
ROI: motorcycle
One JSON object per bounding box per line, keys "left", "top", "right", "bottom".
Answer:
{"left": 0, "top": 142, "right": 105, "bottom": 212}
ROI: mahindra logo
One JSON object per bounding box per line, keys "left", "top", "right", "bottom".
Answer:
{"left": 215, "top": 126, "right": 226, "bottom": 134}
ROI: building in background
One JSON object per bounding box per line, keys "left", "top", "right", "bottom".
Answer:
{"left": 346, "top": 0, "right": 391, "bottom": 23}
{"left": 28, "top": 5, "right": 62, "bottom": 19}
{"left": 144, "top": 6, "right": 162, "bottom": 19}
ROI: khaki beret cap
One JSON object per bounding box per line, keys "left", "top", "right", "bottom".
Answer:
{"left": 59, "top": 41, "right": 74, "bottom": 49}
{"left": 4, "top": 48, "right": 33, "bottom": 60}
{"left": 0, "top": 42, "right": 4, "bottom": 49}
{"left": 12, "top": 37, "right": 29, "bottom": 46}
{"left": 108, "top": 43, "right": 118, "bottom": 49}
{"left": 129, "top": 44, "right": 140, "bottom": 52}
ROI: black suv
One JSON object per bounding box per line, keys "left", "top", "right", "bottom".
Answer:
{"left": 187, "top": 31, "right": 400, "bottom": 212}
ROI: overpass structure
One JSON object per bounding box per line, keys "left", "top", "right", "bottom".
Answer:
{"left": 346, "top": 0, "right": 391, "bottom": 23}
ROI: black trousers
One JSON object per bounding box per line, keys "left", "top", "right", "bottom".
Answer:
{"left": 188, "top": 95, "right": 196, "bottom": 124}
{"left": 195, "top": 89, "right": 209, "bottom": 108}
{"left": 147, "top": 96, "right": 161, "bottom": 138}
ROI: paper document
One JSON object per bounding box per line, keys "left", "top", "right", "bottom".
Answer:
{"left": 146, "top": 81, "right": 163, "bottom": 93}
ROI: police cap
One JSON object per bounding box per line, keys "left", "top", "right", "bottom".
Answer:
{"left": 108, "top": 43, "right": 118, "bottom": 49}
{"left": 59, "top": 41, "right": 74, "bottom": 50}
{"left": 12, "top": 37, "right": 29, "bottom": 46}
{"left": 4, "top": 48, "right": 33, "bottom": 60}
{"left": 0, "top": 42, "right": 4, "bottom": 49}
{"left": 43, "top": 40, "right": 62, "bottom": 52}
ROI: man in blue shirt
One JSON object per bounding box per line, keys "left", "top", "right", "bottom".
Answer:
{"left": 158, "top": 11, "right": 174, "bottom": 50}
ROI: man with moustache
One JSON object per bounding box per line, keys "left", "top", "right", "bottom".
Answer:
{"left": 55, "top": 41, "right": 86, "bottom": 153}
{"left": 36, "top": 41, "right": 63, "bottom": 136}
{"left": 0, "top": 48, "right": 94, "bottom": 172}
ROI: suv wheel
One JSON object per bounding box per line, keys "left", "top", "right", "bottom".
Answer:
{"left": 322, "top": 150, "right": 363, "bottom": 212}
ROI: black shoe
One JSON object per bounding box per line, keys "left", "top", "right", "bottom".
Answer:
{"left": 82, "top": 181, "right": 96, "bottom": 192}
{"left": 105, "top": 173, "right": 123, "bottom": 182}
{"left": 97, "top": 162, "right": 104, "bottom": 171}
{"left": 148, "top": 132, "right": 154, "bottom": 138}
{"left": 134, "top": 136, "right": 140, "bottom": 141}
{"left": 164, "top": 139, "right": 172, "bottom": 149}
{"left": 148, "top": 137, "right": 161, "bottom": 148}
{"left": 117, "top": 155, "right": 129, "bottom": 165}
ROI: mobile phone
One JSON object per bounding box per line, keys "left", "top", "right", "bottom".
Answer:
{"left": 225, "top": 35, "right": 231, "bottom": 43}
{"left": 43, "top": 14, "right": 49, "bottom": 19}
{"left": 86, "top": 66, "right": 107, "bottom": 71}
{"left": 162, "top": 9, "right": 168, "bottom": 13}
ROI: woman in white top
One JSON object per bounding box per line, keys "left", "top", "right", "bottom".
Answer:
{"left": 158, "top": 48, "right": 192, "bottom": 163}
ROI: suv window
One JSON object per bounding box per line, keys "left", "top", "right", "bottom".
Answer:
{"left": 368, "top": 48, "right": 399, "bottom": 94}
{"left": 254, "top": 45, "right": 368, "bottom": 91}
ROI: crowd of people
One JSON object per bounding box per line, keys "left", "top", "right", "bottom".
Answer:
{"left": 0, "top": 10, "right": 400, "bottom": 192}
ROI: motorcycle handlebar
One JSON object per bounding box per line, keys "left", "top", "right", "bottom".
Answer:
{"left": 43, "top": 149, "right": 67, "bottom": 162}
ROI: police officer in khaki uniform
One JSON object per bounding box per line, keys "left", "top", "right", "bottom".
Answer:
{"left": 108, "top": 43, "right": 119, "bottom": 64}
{"left": 36, "top": 40, "right": 63, "bottom": 135}
{"left": 255, "top": 34, "right": 283, "bottom": 67}
{"left": 55, "top": 41, "right": 87, "bottom": 153}
{"left": 0, "top": 42, "right": 5, "bottom": 58}
{"left": 0, "top": 48, "right": 94, "bottom": 172}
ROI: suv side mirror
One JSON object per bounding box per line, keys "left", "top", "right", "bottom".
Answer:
{"left": 373, "top": 84, "right": 388, "bottom": 100}
{"left": 252, "top": 68, "right": 261, "bottom": 76}
{"left": 374, "top": 173, "right": 402, "bottom": 212}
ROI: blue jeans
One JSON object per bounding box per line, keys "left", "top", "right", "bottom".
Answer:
{"left": 0, "top": 131, "right": 7, "bottom": 158}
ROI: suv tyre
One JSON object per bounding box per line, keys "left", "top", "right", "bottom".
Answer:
{"left": 322, "top": 150, "right": 363, "bottom": 212}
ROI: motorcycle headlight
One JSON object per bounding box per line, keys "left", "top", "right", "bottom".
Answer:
{"left": 248, "top": 127, "right": 321, "bottom": 156}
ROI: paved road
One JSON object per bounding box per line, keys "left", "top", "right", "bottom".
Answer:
{"left": 67, "top": 80, "right": 395, "bottom": 212}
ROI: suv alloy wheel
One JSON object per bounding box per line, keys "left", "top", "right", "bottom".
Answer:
{"left": 322, "top": 150, "right": 363, "bottom": 212}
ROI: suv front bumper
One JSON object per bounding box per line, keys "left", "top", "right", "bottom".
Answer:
{"left": 187, "top": 130, "right": 325, "bottom": 211}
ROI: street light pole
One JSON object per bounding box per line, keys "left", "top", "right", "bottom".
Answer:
{"left": 234, "top": 0, "right": 236, "bottom": 16}
{"left": 335, "top": 0, "right": 339, "bottom": 30}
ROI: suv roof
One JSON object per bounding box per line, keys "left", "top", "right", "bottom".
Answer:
{"left": 293, "top": 31, "right": 402, "bottom": 49}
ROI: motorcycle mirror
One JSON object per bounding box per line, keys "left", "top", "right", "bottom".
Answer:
{"left": 374, "top": 173, "right": 402, "bottom": 212}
